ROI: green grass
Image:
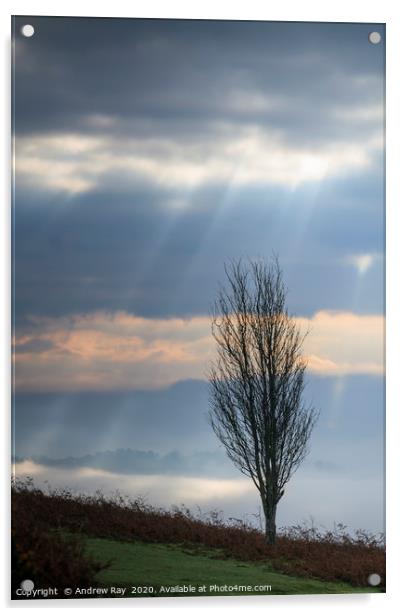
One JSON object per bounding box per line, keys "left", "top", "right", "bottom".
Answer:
{"left": 84, "top": 537, "right": 379, "bottom": 597}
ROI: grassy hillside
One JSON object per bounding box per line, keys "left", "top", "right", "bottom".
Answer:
{"left": 11, "top": 478, "right": 385, "bottom": 598}
{"left": 85, "top": 537, "right": 379, "bottom": 597}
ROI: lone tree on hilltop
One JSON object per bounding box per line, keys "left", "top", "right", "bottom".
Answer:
{"left": 208, "top": 257, "right": 319, "bottom": 545}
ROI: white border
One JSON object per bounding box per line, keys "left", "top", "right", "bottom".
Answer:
{"left": 2, "top": 1, "right": 401, "bottom": 614}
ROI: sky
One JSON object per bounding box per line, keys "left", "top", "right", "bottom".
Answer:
{"left": 12, "top": 17, "right": 385, "bottom": 534}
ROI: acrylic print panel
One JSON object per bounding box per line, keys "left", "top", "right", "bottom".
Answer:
{"left": 11, "top": 16, "right": 385, "bottom": 600}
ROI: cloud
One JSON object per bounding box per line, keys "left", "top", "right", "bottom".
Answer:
{"left": 12, "top": 172, "right": 385, "bottom": 325}
{"left": 15, "top": 134, "right": 103, "bottom": 193}
{"left": 15, "top": 448, "right": 236, "bottom": 478}
{"left": 345, "top": 253, "right": 379, "bottom": 275}
{"left": 299, "top": 311, "right": 384, "bottom": 376}
{"left": 12, "top": 456, "right": 384, "bottom": 534}
{"left": 15, "top": 127, "right": 379, "bottom": 195}
{"left": 13, "top": 18, "right": 384, "bottom": 145}
{"left": 13, "top": 19, "right": 384, "bottom": 198}
{"left": 13, "top": 312, "right": 212, "bottom": 391}
{"left": 13, "top": 459, "right": 253, "bottom": 507}
{"left": 12, "top": 18, "right": 385, "bottom": 327}
{"left": 13, "top": 310, "right": 384, "bottom": 391}
{"left": 12, "top": 175, "right": 385, "bottom": 323}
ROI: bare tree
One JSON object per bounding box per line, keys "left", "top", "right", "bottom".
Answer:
{"left": 208, "top": 257, "right": 319, "bottom": 545}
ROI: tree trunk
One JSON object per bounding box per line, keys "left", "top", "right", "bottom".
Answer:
{"left": 264, "top": 504, "right": 277, "bottom": 545}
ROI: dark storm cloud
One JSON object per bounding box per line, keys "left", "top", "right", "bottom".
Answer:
{"left": 13, "top": 17, "right": 384, "bottom": 147}
{"left": 13, "top": 167, "right": 384, "bottom": 324}
{"left": 12, "top": 17, "right": 385, "bottom": 323}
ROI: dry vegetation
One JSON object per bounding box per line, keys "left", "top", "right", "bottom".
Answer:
{"left": 12, "top": 477, "right": 385, "bottom": 592}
